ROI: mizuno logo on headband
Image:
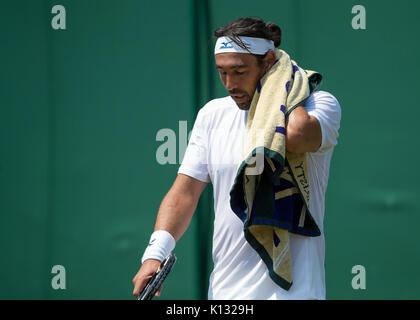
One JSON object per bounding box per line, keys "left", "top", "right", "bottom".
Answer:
{"left": 215, "top": 36, "right": 275, "bottom": 55}
{"left": 219, "top": 41, "right": 234, "bottom": 49}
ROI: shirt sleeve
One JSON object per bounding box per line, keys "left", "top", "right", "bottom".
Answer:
{"left": 178, "top": 108, "right": 211, "bottom": 183}
{"left": 304, "top": 91, "right": 342, "bottom": 153}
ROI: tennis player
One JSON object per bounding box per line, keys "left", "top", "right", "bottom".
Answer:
{"left": 133, "top": 17, "right": 341, "bottom": 300}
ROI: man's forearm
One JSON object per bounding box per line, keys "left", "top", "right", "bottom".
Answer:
{"left": 154, "top": 190, "right": 196, "bottom": 242}
{"left": 154, "top": 174, "right": 207, "bottom": 242}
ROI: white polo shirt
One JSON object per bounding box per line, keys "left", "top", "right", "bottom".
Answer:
{"left": 178, "top": 90, "right": 341, "bottom": 300}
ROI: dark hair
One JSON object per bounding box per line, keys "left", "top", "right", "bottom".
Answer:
{"left": 213, "top": 17, "right": 282, "bottom": 50}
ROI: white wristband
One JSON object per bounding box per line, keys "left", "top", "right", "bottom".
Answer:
{"left": 141, "top": 230, "right": 176, "bottom": 264}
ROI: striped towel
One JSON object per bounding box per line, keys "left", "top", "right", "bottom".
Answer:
{"left": 230, "top": 48, "right": 323, "bottom": 290}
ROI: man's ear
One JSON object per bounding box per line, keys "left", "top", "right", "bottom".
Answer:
{"left": 262, "top": 50, "right": 277, "bottom": 73}
{"left": 264, "top": 51, "right": 277, "bottom": 68}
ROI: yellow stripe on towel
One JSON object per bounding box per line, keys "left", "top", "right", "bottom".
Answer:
{"left": 274, "top": 187, "right": 299, "bottom": 200}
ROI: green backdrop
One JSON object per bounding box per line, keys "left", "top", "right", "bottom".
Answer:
{"left": 1, "top": 0, "right": 419, "bottom": 299}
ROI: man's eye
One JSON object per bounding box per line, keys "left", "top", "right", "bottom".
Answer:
{"left": 236, "top": 71, "right": 245, "bottom": 75}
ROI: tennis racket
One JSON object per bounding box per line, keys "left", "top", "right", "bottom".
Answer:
{"left": 137, "top": 252, "right": 177, "bottom": 300}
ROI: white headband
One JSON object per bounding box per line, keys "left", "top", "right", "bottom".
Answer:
{"left": 214, "top": 36, "right": 275, "bottom": 55}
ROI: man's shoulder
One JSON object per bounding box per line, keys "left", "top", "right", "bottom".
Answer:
{"left": 304, "top": 90, "right": 342, "bottom": 124}
{"left": 306, "top": 91, "right": 341, "bottom": 111}
{"left": 198, "top": 96, "right": 236, "bottom": 117}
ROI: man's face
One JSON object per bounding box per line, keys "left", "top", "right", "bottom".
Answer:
{"left": 215, "top": 53, "right": 265, "bottom": 110}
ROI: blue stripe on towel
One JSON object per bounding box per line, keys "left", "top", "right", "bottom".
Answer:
{"left": 280, "top": 105, "right": 286, "bottom": 114}
{"left": 273, "top": 230, "right": 280, "bottom": 247}
{"left": 286, "top": 81, "right": 291, "bottom": 92}
{"left": 276, "top": 126, "right": 286, "bottom": 135}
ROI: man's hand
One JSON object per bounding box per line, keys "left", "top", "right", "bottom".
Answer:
{"left": 132, "top": 259, "right": 162, "bottom": 299}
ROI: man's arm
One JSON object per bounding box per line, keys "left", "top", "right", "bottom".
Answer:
{"left": 132, "top": 174, "right": 207, "bottom": 298}
{"left": 286, "top": 105, "right": 322, "bottom": 154}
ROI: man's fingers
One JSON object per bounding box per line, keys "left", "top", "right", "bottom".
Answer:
{"left": 155, "top": 285, "right": 163, "bottom": 297}
{"left": 132, "top": 279, "right": 143, "bottom": 297}
{"left": 132, "top": 260, "right": 162, "bottom": 299}
{"left": 132, "top": 275, "right": 151, "bottom": 298}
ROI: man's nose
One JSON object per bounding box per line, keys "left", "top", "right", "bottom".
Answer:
{"left": 225, "top": 75, "right": 238, "bottom": 91}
